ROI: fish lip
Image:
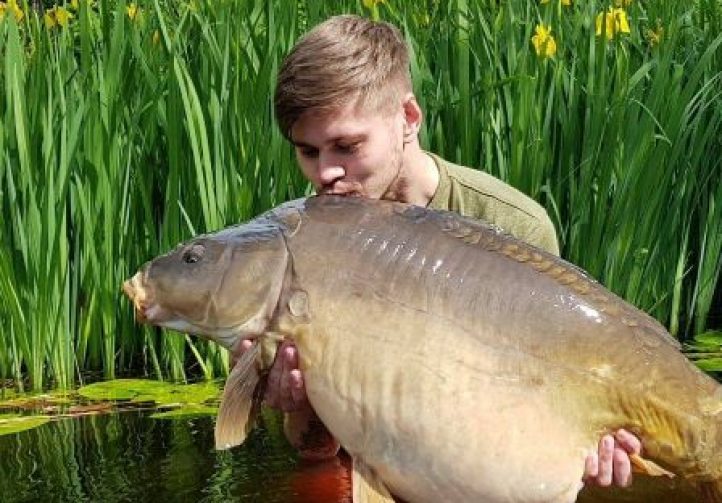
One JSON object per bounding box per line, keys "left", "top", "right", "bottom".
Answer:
{"left": 123, "top": 272, "right": 166, "bottom": 324}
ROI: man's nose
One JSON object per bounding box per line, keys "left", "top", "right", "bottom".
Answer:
{"left": 317, "top": 154, "right": 345, "bottom": 186}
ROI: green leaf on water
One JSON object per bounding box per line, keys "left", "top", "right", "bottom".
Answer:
{"left": 0, "top": 392, "right": 73, "bottom": 409}
{"left": 77, "top": 379, "right": 220, "bottom": 406}
{"left": 0, "top": 414, "right": 51, "bottom": 436}
{"left": 162, "top": 382, "right": 220, "bottom": 405}
{"left": 150, "top": 405, "right": 218, "bottom": 420}
{"left": 78, "top": 379, "right": 177, "bottom": 401}
{"left": 132, "top": 381, "right": 220, "bottom": 405}
{"left": 694, "top": 331, "right": 722, "bottom": 348}
{"left": 695, "top": 358, "right": 722, "bottom": 372}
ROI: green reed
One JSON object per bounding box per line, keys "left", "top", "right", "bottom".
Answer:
{"left": 0, "top": 0, "right": 720, "bottom": 390}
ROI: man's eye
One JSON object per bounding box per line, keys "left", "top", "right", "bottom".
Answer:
{"left": 336, "top": 142, "right": 360, "bottom": 154}
{"left": 300, "top": 148, "right": 318, "bottom": 158}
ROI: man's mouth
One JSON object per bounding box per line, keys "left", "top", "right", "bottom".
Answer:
{"left": 320, "top": 189, "right": 361, "bottom": 197}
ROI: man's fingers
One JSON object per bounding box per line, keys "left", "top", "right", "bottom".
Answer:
{"left": 231, "top": 339, "right": 254, "bottom": 368}
{"left": 613, "top": 447, "right": 632, "bottom": 487}
{"left": 279, "top": 345, "right": 296, "bottom": 410}
{"left": 265, "top": 341, "right": 290, "bottom": 408}
{"left": 584, "top": 453, "right": 599, "bottom": 480}
{"left": 285, "top": 344, "right": 299, "bottom": 369}
{"left": 596, "top": 435, "right": 614, "bottom": 487}
{"left": 289, "top": 369, "right": 307, "bottom": 407}
{"left": 614, "top": 429, "right": 642, "bottom": 455}
{"left": 261, "top": 340, "right": 308, "bottom": 412}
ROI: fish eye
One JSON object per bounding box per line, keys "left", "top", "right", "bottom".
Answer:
{"left": 182, "top": 244, "right": 205, "bottom": 264}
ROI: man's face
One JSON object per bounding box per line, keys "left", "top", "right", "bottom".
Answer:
{"left": 289, "top": 97, "right": 405, "bottom": 200}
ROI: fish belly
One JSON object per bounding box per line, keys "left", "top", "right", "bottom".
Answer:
{"left": 295, "top": 298, "right": 593, "bottom": 503}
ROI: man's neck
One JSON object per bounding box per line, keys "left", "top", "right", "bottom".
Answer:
{"left": 395, "top": 144, "right": 440, "bottom": 206}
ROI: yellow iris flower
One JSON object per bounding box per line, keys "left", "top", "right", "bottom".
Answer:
{"left": 45, "top": 6, "right": 73, "bottom": 29}
{"left": 595, "top": 8, "right": 631, "bottom": 39}
{"left": 613, "top": 0, "right": 632, "bottom": 6}
{"left": 0, "top": 0, "right": 25, "bottom": 22}
{"left": 531, "top": 24, "right": 557, "bottom": 58}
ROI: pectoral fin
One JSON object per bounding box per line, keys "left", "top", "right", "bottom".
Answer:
{"left": 352, "top": 457, "right": 395, "bottom": 503}
{"left": 629, "top": 453, "right": 675, "bottom": 478}
{"left": 215, "top": 341, "right": 265, "bottom": 450}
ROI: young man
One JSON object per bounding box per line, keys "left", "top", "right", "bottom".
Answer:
{"left": 244, "top": 14, "right": 641, "bottom": 490}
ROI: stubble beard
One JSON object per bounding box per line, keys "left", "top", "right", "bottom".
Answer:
{"left": 379, "top": 139, "right": 408, "bottom": 203}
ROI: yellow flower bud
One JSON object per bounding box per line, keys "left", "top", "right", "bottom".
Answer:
{"left": 127, "top": 3, "right": 141, "bottom": 21}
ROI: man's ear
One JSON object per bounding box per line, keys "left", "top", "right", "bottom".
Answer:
{"left": 402, "top": 93, "right": 422, "bottom": 142}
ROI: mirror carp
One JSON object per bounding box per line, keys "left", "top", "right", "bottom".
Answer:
{"left": 123, "top": 196, "right": 722, "bottom": 503}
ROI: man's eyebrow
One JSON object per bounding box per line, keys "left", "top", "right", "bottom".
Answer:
{"left": 329, "top": 134, "right": 366, "bottom": 144}
{"left": 292, "top": 134, "right": 366, "bottom": 148}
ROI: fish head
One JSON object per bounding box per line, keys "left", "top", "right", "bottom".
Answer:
{"left": 123, "top": 222, "right": 290, "bottom": 351}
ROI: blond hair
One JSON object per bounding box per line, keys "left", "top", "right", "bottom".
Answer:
{"left": 274, "top": 15, "right": 412, "bottom": 139}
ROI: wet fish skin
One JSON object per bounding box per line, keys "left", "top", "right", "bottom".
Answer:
{"left": 123, "top": 196, "right": 722, "bottom": 503}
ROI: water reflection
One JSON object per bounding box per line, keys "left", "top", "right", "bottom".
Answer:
{"left": 0, "top": 409, "right": 350, "bottom": 503}
{"left": 0, "top": 407, "right": 702, "bottom": 502}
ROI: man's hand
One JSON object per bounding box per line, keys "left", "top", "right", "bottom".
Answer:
{"left": 239, "top": 339, "right": 309, "bottom": 412}
{"left": 584, "top": 429, "right": 641, "bottom": 487}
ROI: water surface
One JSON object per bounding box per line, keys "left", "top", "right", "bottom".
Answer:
{"left": 0, "top": 409, "right": 351, "bottom": 502}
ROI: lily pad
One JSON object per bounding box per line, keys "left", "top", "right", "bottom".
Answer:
{"left": 78, "top": 379, "right": 177, "bottom": 401}
{"left": 0, "top": 392, "right": 73, "bottom": 410}
{"left": 136, "top": 381, "right": 220, "bottom": 406}
{"left": 77, "top": 379, "right": 221, "bottom": 407}
{"left": 0, "top": 414, "right": 51, "bottom": 436}
{"left": 695, "top": 358, "right": 722, "bottom": 372}
{"left": 150, "top": 405, "right": 218, "bottom": 420}
{"left": 694, "top": 331, "right": 722, "bottom": 348}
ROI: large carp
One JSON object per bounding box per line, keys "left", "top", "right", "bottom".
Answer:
{"left": 123, "top": 196, "right": 722, "bottom": 503}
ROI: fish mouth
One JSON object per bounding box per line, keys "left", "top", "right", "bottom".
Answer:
{"left": 122, "top": 272, "right": 168, "bottom": 324}
{"left": 121, "top": 272, "right": 247, "bottom": 350}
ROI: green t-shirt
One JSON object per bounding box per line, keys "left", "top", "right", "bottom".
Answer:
{"left": 427, "top": 153, "right": 559, "bottom": 256}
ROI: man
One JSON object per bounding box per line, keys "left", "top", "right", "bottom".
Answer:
{"left": 242, "top": 14, "right": 641, "bottom": 490}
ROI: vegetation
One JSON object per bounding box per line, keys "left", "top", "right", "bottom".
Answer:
{"left": 0, "top": 0, "right": 720, "bottom": 390}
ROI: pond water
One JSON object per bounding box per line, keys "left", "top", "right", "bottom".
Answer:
{"left": 0, "top": 381, "right": 705, "bottom": 503}
{"left": 0, "top": 408, "right": 351, "bottom": 503}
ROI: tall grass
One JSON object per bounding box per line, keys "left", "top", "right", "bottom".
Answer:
{"left": 0, "top": 0, "right": 720, "bottom": 390}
